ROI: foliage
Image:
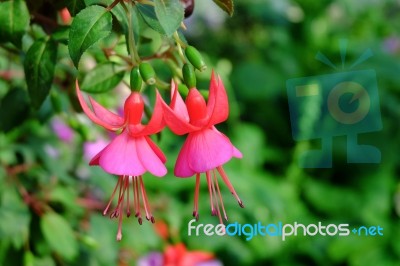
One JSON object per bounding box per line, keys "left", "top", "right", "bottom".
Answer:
{"left": 0, "top": 0, "right": 399, "bottom": 265}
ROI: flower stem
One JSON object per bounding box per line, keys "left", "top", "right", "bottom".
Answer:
{"left": 174, "top": 32, "right": 187, "bottom": 63}
{"left": 121, "top": 1, "right": 141, "bottom": 66}
{"left": 137, "top": 0, "right": 155, "bottom": 6}
{"left": 173, "top": 31, "right": 187, "bottom": 48}
{"left": 106, "top": 0, "right": 121, "bottom": 11}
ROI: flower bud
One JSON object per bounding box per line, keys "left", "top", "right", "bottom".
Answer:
{"left": 180, "top": 0, "right": 195, "bottom": 18}
{"left": 81, "top": 235, "right": 98, "bottom": 249}
{"left": 130, "top": 67, "right": 142, "bottom": 91}
{"left": 199, "top": 89, "right": 209, "bottom": 100}
{"left": 139, "top": 62, "right": 156, "bottom": 85}
{"left": 23, "top": 251, "right": 34, "bottom": 266}
{"left": 178, "top": 83, "right": 189, "bottom": 97}
{"left": 185, "top": 46, "right": 207, "bottom": 72}
{"left": 182, "top": 63, "right": 196, "bottom": 89}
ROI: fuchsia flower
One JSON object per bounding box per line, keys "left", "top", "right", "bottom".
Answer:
{"left": 161, "top": 72, "right": 243, "bottom": 222}
{"left": 76, "top": 80, "right": 166, "bottom": 240}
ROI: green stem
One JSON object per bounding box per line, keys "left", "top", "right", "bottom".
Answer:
{"left": 173, "top": 31, "right": 187, "bottom": 48}
{"left": 166, "top": 58, "right": 183, "bottom": 79}
{"left": 106, "top": 0, "right": 121, "bottom": 11}
{"left": 138, "top": 0, "right": 155, "bottom": 6}
{"left": 155, "top": 78, "right": 170, "bottom": 90}
{"left": 121, "top": 1, "right": 141, "bottom": 65}
{"left": 173, "top": 32, "right": 187, "bottom": 64}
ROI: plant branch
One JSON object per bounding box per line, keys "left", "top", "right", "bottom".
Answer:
{"left": 106, "top": 0, "right": 122, "bottom": 11}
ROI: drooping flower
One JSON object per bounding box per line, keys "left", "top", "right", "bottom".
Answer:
{"left": 160, "top": 72, "right": 243, "bottom": 222}
{"left": 75, "top": 80, "right": 166, "bottom": 240}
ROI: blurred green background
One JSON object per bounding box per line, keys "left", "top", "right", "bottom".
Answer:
{"left": 1, "top": 0, "right": 400, "bottom": 265}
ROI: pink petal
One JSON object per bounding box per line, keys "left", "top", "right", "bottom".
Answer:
{"left": 187, "top": 128, "right": 235, "bottom": 173}
{"left": 211, "top": 126, "right": 243, "bottom": 158}
{"left": 233, "top": 146, "right": 243, "bottom": 158}
{"left": 75, "top": 80, "right": 120, "bottom": 131}
{"left": 174, "top": 135, "right": 196, "bottom": 177}
{"left": 134, "top": 90, "right": 165, "bottom": 136}
{"left": 94, "top": 130, "right": 146, "bottom": 176}
{"left": 160, "top": 96, "right": 200, "bottom": 135}
{"left": 206, "top": 72, "right": 229, "bottom": 127}
{"left": 145, "top": 136, "right": 166, "bottom": 163}
{"left": 84, "top": 138, "right": 109, "bottom": 162}
{"left": 136, "top": 136, "right": 167, "bottom": 177}
{"left": 170, "top": 81, "right": 189, "bottom": 122}
{"left": 89, "top": 96, "right": 124, "bottom": 128}
{"left": 89, "top": 150, "right": 101, "bottom": 165}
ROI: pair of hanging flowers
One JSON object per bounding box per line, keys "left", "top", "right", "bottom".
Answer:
{"left": 76, "top": 66, "right": 243, "bottom": 240}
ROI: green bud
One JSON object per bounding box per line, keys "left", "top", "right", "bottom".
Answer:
{"left": 199, "top": 89, "right": 209, "bottom": 100}
{"left": 185, "top": 46, "right": 207, "bottom": 72}
{"left": 139, "top": 62, "right": 156, "bottom": 85}
{"left": 182, "top": 64, "right": 196, "bottom": 89}
{"left": 23, "top": 251, "right": 34, "bottom": 266}
{"left": 177, "top": 83, "right": 189, "bottom": 97}
{"left": 130, "top": 67, "right": 142, "bottom": 91}
{"left": 81, "top": 235, "right": 98, "bottom": 249}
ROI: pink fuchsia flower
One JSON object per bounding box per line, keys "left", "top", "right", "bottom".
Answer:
{"left": 76, "top": 80, "right": 166, "bottom": 240}
{"left": 161, "top": 72, "right": 243, "bottom": 223}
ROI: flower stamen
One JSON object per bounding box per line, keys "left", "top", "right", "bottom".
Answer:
{"left": 217, "top": 166, "right": 244, "bottom": 208}
{"left": 116, "top": 193, "right": 124, "bottom": 241}
{"left": 133, "top": 176, "right": 141, "bottom": 223}
{"left": 103, "top": 176, "right": 123, "bottom": 216}
{"left": 192, "top": 173, "right": 200, "bottom": 221}
{"left": 206, "top": 171, "right": 216, "bottom": 216}
{"left": 210, "top": 172, "right": 223, "bottom": 224}
{"left": 139, "top": 176, "right": 155, "bottom": 223}
{"left": 125, "top": 177, "right": 131, "bottom": 217}
{"left": 103, "top": 175, "right": 155, "bottom": 240}
{"left": 213, "top": 169, "right": 228, "bottom": 221}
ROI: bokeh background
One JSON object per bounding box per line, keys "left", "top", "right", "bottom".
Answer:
{"left": 1, "top": 0, "right": 400, "bottom": 265}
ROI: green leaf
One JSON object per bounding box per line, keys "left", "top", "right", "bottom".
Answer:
{"left": 88, "top": 214, "right": 118, "bottom": 265}
{"left": 0, "top": 0, "right": 30, "bottom": 47}
{"left": 66, "top": 0, "right": 86, "bottom": 16}
{"left": 24, "top": 38, "right": 58, "bottom": 109}
{"left": 154, "top": 0, "right": 184, "bottom": 36}
{"left": 51, "top": 26, "right": 70, "bottom": 45}
{"left": 68, "top": 5, "right": 112, "bottom": 67}
{"left": 40, "top": 212, "right": 78, "bottom": 261}
{"left": 212, "top": 0, "right": 234, "bottom": 16}
{"left": 0, "top": 187, "right": 31, "bottom": 249}
{"left": 137, "top": 4, "right": 165, "bottom": 35}
{"left": 81, "top": 63, "right": 124, "bottom": 93}
{"left": 0, "top": 88, "right": 29, "bottom": 132}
